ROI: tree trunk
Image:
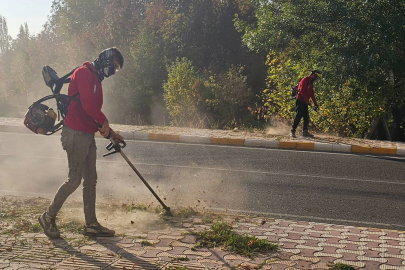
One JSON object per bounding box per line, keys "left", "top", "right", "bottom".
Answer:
{"left": 382, "top": 117, "right": 392, "bottom": 141}
{"left": 364, "top": 118, "right": 380, "bottom": 139}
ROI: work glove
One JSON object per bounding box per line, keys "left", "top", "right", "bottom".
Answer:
{"left": 98, "top": 119, "right": 111, "bottom": 138}
{"left": 313, "top": 106, "right": 319, "bottom": 112}
{"left": 111, "top": 130, "right": 124, "bottom": 144}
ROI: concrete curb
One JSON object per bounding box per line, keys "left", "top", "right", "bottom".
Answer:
{"left": 3, "top": 125, "right": 405, "bottom": 157}
{"left": 87, "top": 129, "right": 405, "bottom": 157}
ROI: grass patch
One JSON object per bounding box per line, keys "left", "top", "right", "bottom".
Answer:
{"left": 59, "top": 220, "right": 83, "bottom": 234}
{"left": 165, "top": 267, "right": 188, "bottom": 270}
{"left": 171, "top": 256, "right": 189, "bottom": 262}
{"left": 328, "top": 263, "right": 357, "bottom": 270}
{"left": 194, "top": 221, "right": 278, "bottom": 258}
{"left": 4, "top": 220, "right": 43, "bottom": 234}
{"left": 201, "top": 214, "right": 216, "bottom": 224}
{"left": 174, "top": 207, "right": 199, "bottom": 218}
{"left": 141, "top": 240, "right": 153, "bottom": 246}
{"left": 126, "top": 204, "right": 148, "bottom": 212}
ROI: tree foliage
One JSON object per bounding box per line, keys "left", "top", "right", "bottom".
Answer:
{"left": 235, "top": 0, "right": 405, "bottom": 139}
{"left": 164, "top": 58, "right": 255, "bottom": 128}
{"left": 0, "top": 0, "right": 404, "bottom": 140}
{"left": 0, "top": 15, "right": 10, "bottom": 53}
{"left": 163, "top": 58, "right": 202, "bottom": 127}
{"left": 0, "top": 0, "right": 262, "bottom": 128}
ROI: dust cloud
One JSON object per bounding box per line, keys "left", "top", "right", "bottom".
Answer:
{"left": 0, "top": 134, "right": 68, "bottom": 198}
{"left": 96, "top": 159, "right": 248, "bottom": 212}
{"left": 0, "top": 132, "right": 250, "bottom": 232}
{"left": 60, "top": 206, "right": 165, "bottom": 234}
{"left": 265, "top": 116, "right": 291, "bottom": 136}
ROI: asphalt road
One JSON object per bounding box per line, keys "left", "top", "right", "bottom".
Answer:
{"left": 1, "top": 132, "right": 404, "bottom": 230}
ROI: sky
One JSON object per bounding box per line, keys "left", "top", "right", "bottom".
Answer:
{"left": 0, "top": 0, "right": 54, "bottom": 39}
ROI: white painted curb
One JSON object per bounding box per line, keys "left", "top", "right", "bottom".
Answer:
{"left": 133, "top": 132, "right": 149, "bottom": 140}
{"left": 332, "top": 144, "right": 351, "bottom": 153}
{"left": 119, "top": 132, "right": 134, "bottom": 140}
{"left": 397, "top": 148, "right": 405, "bottom": 157}
{"left": 179, "top": 135, "right": 211, "bottom": 144}
{"left": 244, "top": 139, "right": 265, "bottom": 147}
{"left": 261, "top": 140, "right": 279, "bottom": 148}
{"left": 314, "top": 142, "right": 333, "bottom": 152}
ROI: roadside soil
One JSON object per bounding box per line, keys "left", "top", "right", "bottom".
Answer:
{"left": 0, "top": 195, "right": 230, "bottom": 239}
{"left": 2, "top": 117, "right": 404, "bottom": 149}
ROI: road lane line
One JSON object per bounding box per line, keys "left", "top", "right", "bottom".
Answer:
{"left": 1, "top": 153, "right": 404, "bottom": 186}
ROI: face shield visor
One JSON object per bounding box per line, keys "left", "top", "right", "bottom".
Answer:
{"left": 94, "top": 48, "right": 122, "bottom": 80}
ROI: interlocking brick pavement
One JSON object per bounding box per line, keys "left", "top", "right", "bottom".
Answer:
{"left": 1, "top": 215, "right": 405, "bottom": 269}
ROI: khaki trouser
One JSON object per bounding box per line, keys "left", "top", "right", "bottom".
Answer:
{"left": 47, "top": 125, "right": 98, "bottom": 225}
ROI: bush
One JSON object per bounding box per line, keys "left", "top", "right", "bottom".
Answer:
{"left": 163, "top": 57, "right": 205, "bottom": 127}
{"left": 204, "top": 65, "right": 254, "bottom": 128}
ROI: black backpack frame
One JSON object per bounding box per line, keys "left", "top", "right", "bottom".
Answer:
{"left": 26, "top": 66, "right": 80, "bottom": 135}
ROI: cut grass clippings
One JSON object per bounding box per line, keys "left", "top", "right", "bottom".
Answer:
{"left": 173, "top": 207, "right": 199, "bottom": 218}
{"left": 328, "top": 263, "right": 358, "bottom": 270}
{"left": 141, "top": 240, "right": 153, "bottom": 246}
{"left": 194, "top": 221, "right": 278, "bottom": 258}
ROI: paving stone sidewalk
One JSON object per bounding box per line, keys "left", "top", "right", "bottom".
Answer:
{"left": 1, "top": 215, "right": 405, "bottom": 270}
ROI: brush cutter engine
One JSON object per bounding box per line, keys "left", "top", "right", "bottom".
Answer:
{"left": 24, "top": 104, "right": 57, "bottom": 134}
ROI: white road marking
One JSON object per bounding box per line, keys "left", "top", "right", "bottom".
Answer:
{"left": 0, "top": 153, "right": 404, "bottom": 186}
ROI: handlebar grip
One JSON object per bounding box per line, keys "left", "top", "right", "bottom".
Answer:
{"left": 96, "top": 122, "right": 112, "bottom": 139}
{"left": 106, "top": 129, "right": 112, "bottom": 139}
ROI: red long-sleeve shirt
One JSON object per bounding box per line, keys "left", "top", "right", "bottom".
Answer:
{"left": 64, "top": 62, "right": 107, "bottom": 133}
{"left": 297, "top": 76, "right": 318, "bottom": 107}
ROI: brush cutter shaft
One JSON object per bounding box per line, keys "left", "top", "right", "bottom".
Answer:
{"left": 108, "top": 138, "right": 171, "bottom": 213}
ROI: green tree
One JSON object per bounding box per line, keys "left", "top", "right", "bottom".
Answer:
{"left": 235, "top": 0, "right": 405, "bottom": 139}
{"left": 205, "top": 65, "right": 254, "bottom": 128}
{"left": 0, "top": 15, "right": 10, "bottom": 52}
{"left": 163, "top": 57, "right": 203, "bottom": 127}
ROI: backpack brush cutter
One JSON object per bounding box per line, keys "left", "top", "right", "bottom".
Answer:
{"left": 24, "top": 65, "right": 172, "bottom": 216}
{"left": 24, "top": 65, "right": 80, "bottom": 135}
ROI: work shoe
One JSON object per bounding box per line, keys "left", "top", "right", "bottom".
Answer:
{"left": 38, "top": 212, "right": 61, "bottom": 239}
{"left": 302, "top": 130, "right": 314, "bottom": 137}
{"left": 290, "top": 129, "right": 296, "bottom": 138}
{"left": 83, "top": 222, "right": 115, "bottom": 237}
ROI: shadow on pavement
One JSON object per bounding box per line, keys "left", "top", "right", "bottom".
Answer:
{"left": 97, "top": 239, "right": 161, "bottom": 270}
{"left": 53, "top": 237, "right": 158, "bottom": 270}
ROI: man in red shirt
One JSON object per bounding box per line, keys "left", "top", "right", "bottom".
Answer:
{"left": 291, "top": 70, "right": 321, "bottom": 138}
{"left": 39, "top": 48, "right": 124, "bottom": 238}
